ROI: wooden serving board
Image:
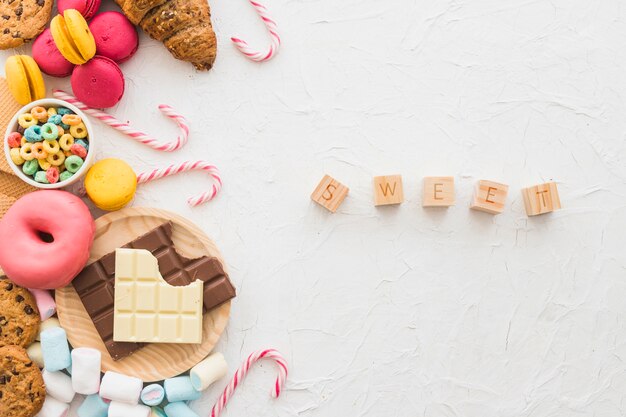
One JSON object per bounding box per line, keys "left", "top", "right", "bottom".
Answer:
{"left": 56, "top": 207, "right": 231, "bottom": 382}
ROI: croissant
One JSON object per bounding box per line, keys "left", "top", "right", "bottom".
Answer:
{"left": 115, "top": 0, "right": 217, "bottom": 70}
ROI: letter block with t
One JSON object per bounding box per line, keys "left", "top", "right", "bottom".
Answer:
{"left": 311, "top": 175, "right": 349, "bottom": 213}
{"left": 522, "top": 182, "right": 561, "bottom": 216}
{"left": 422, "top": 176, "right": 455, "bottom": 207}
{"left": 470, "top": 180, "right": 508, "bottom": 214}
{"left": 373, "top": 175, "right": 404, "bottom": 206}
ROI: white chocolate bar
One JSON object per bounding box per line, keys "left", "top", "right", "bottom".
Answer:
{"left": 113, "top": 249, "right": 203, "bottom": 344}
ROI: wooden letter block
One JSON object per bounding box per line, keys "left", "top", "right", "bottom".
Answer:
{"left": 522, "top": 182, "right": 561, "bottom": 216}
{"left": 373, "top": 175, "right": 404, "bottom": 206}
{"left": 470, "top": 180, "right": 509, "bottom": 214}
{"left": 311, "top": 175, "right": 349, "bottom": 213}
{"left": 422, "top": 176, "right": 455, "bottom": 207}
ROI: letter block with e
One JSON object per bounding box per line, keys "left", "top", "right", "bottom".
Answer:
{"left": 470, "top": 180, "right": 509, "bottom": 214}
{"left": 422, "top": 176, "right": 455, "bottom": 207}
{"left": 311, "top": 175, "right": 349, "bottom": 213}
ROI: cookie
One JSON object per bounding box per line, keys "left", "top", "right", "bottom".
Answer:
{"left": 0, "top": 277, "right": 40, "bottom": 348}
{"left": 0, "top": 345, "right": 45, "bottom": 417}
{"left": 0, "top": 0, "right": 54, "bottom": 50}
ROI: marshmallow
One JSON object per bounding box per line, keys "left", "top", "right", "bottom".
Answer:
{"left": 26, "top": 342, "right": 44, "bottom": 368}
{"left": 71, "top": 347, "right": 101, "bottom": 394}
{"left": 164, "top": 402, "right": 200, "bottom": 417}
{"left": 164, "top": 376, "right": 201, "bottom": 402}
{"left": 99, "top": 371, "right": 143, "bottom": 404}
{"left": 150, "top": 407, "right": 167, "bottom": 417}
{"left": 28, "top": 288, "right": 56, "bottom": 321}
{"left": 36, "top": 317, "right": 61, "bottom": 341}
{"left": 140, "top": 384, "right": 165, "bottom": 406}
{"left": 189, "top": 352, "right": 228, "bottom": 391}
{"left": 40, "top": 327, "right": 71, "bottom": 371}
{"left": 77, "top": 394, "right": 109, "bottom": 417}
{"left": 42, "top": 369, "right": 75, "bottom": 403}
{"left": 35, "top": 396, "right": 70, "bottom": 417}
{"left": 108, "top": 401, "right": 150, "bottom": 417}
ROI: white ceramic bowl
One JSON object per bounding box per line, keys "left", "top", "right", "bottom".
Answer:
{"left": 3, "top": 98, "right": 95, "bottom": 189}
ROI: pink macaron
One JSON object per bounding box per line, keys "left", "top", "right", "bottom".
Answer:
{"left": 89, "top": 11, "right": 139, "bottom": 64}
{"left": 71, "top": 55, "right": 125, "bottom": 108}
{"left": 57, "top": 0, "right": 101, "bottom": 20}
{"left": 32, "top": 28, "right": 75, "bottom": 77}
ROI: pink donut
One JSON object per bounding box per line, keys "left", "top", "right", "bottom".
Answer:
{"left": 0, "top": 191, "right": 95, "bottom": 290}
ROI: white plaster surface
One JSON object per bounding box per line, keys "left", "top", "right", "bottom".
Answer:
{"left": 4, "top": 0, "right": 626, "bottom": 415}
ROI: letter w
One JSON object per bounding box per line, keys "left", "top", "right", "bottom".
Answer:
{"left": 379, "top": 182, "right": 396, "bottom": 197}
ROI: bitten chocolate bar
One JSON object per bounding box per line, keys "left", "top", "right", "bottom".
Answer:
{"left": 72, "top": 222, "right": 235, "bottom": 361}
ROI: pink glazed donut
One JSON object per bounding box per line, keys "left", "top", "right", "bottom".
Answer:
{"left": 0, "top": 191, "right": 95, "bottom": 289}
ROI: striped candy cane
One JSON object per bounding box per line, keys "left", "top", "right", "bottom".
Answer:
{"left": 137, "top": 161, "right": 222, "bottom": 207}
{"left": 211, "top": 349, "right": 288, "bottom": 417}
{"left": 232, "top": 0, "right": 281, "bottom": 62}
{"left": 52, "top": 90, "right": 189, "bottom": 152}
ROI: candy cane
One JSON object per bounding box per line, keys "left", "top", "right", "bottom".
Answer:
{"left": 231, "top": 0, "right": 281, "bottom": 62}
{"left": 136, "top": 161, "right": 222, "bottom": 207}
{"left": 52, "top": 90, "right": 189, "bottom": 152}
{"left": 210, "top": 349, "right": 288, "bottom": 417}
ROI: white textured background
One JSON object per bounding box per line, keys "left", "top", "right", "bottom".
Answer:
{"left": 4, "top": 0, "right": 626, "bottom": 415}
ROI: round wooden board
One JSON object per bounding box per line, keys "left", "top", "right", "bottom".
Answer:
{"left": 55, "top": 207, "right": 231, "bottom": 382}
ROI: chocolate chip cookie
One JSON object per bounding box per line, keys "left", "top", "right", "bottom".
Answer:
{"left": 0, "top": 277, "right": 39, "bottom": 348}
{"left": 0, "top": 345, "right": 45, "bottom": 417}
{"left": 0, "top": 0, "right": 54, "bottom": 50}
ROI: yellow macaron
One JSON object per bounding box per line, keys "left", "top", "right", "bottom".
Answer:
{"left": 85, "top": 158, "right": 137, "bottom": 211}
{"left": 5, "top": 56, "right": 46, "bottom": 105}
{"left": 50, "top": 9, "right": 96, "bottom": 65}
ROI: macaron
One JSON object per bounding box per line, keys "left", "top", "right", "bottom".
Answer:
{"left": 32, "top": 29, "right": 75, "bottom": 78}
{"left": 89, "top": 11, "right": 139, "bottom": 63}
{"left": 84, "top": 158, "right": 137, "bottom": 211}
{"left": 5, "top": 55, "right": 46, "bottom": 105}
{"left": 51, "top": 9, "right": 96, "bottom": 65}
{"left": 57, "top": 0, "right": 101, "bottom": 20}
{"left": 71, "top": 55, "right": 125, "bottom": 108}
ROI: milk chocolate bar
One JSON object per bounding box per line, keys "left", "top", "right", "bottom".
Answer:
{"left": 72, "top": 222, "right": 235, "bottom": 360}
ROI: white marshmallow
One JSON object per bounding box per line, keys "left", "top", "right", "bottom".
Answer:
{"left": 36, "top": 317, "right": 60, "bottom": 341}
{"left": 71, "top": 348, "right": 101, "bottom": 394}
{"left": 35, "top": 396, "right": 70, "bottom": 417}
{"left": 99, "top": 371, "right": 143, "bottom": 404}
{"left": 189, "top": 352, "right": 228, "bottom": 391}
{"left": 27, "top": 342, "right": 44, "bottom": 368}
{"left": 108, "top": 401, "right": 150, "bottom": 417}
{"left": 42, "top": 369, "right": 75, "bottom": 403}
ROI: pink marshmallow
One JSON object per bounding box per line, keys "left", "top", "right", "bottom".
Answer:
{"left": 28, "top": 288, "right": 56, "bottom": 321}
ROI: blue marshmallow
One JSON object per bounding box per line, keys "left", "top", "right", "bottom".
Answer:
{"left": 164, "top": 376, "right": 201, "bottom": 402}
{"left": 78, "top": 394, "right": 109, "bottom": 417}
{"left": 141, "top": 384, "right": 165, "bottom": 406}
{"left": 164, "top": 402, "right": 200, "bottom": 417}
{"left": 40, "top": 327, "right": 71, "bottom": 372}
